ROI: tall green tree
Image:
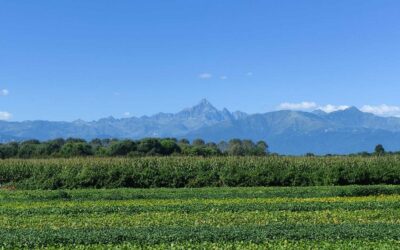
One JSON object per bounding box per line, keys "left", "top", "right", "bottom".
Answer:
{"left": 375, "top": 144, "right": 385, "bottom": 156}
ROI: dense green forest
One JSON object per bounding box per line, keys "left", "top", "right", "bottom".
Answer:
{"left": 0, "top": 138, "right": 268, "bottom": 159}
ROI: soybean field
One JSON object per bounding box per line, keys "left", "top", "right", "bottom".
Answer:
{"left": 1, "top": 186, "right": 400, "bottom": 249}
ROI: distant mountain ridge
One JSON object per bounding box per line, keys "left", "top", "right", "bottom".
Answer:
{"left": 2, "top": 99, "right": 400, "bottom": 155}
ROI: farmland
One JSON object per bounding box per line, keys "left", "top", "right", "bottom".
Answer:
{"left": 1, "top": 157, "right": 400, "bottom": 249}
{"left": 0, "top": 186, "right": 400, "bottom": 249}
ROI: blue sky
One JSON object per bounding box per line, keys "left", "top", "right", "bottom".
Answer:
{"left": 1, "top": 0, "right": 400, "bottom": 121}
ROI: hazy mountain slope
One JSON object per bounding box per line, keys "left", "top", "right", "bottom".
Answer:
{"left": 322, "top": 107, "right": 400, "bottom": 131}
{"left": 2, "top": 99, "right": 400, "bottom": 154}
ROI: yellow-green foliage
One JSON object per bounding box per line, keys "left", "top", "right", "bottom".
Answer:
{"left": 0, "top": 186, "right": 400, "bottom": 249}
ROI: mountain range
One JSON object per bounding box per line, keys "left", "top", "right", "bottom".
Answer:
{"left": 2, "top": 99, "right": 400, "bottom": 155}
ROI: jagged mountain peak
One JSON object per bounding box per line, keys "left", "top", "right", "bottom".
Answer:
{"left": 192, "top": 99, "right": 217, "bottom": 111}
{"left": 198, "top": 98, "right": 213, "bottom": 106}
{"left": 179, "top": 99, "right": 219, "bottom": 116}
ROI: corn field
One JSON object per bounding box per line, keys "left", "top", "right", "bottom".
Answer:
{"left": 0, "top": 156, "right": 400, "bottom": 189}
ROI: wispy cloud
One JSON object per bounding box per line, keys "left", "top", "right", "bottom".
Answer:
{"left": 318, "top": 104, "right": 349, "bottom": 113}
{"left": 198, "top": 73, "right": 212, "bottom": 79}
{"left": 123, "top": 112, "right": 131, "bottom": 117}
{"left": 361, "top": 104, "right": 400, "bottom": 117}
{"left": 246, "top": 72, "right": 253, "bottom": 77}
{"left": 0, "top": 89, "right": 9, "bottom": 96}
{"left": 277, "top": 101, "right": 349, "bottom": 113}
{"left": 278, "top": 101, "right": 317, "bottom": 110}
{"left": 0, "top": 111, "right": 12, "bottom": 120}
{"left": 220, "top": 76, "right": 228, "bottom": 80}
{"left": 277, "top": 101, "right": 400, "bottom": 117}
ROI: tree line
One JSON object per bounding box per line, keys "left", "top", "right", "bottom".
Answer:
{"left": 0, "top": 138, "right": 269, "bottom": 159}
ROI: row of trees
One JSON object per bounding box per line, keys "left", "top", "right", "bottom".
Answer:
{"left": 349, "top": 144, "right": 388, "bottom": 157}
{"left": 0, "top": 138, "right": 269, "bottom": 159}
{"left": 307, "top": 144, "right": 390, "bottom": 157}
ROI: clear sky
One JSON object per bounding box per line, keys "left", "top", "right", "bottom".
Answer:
{"left": 1, "top": 0, "right": 400, "bottom": 121}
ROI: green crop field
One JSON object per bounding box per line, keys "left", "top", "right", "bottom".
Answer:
{"left": 1, "top": 156, "right": 400, "bottom": 189}
{"left": 1, "top": 157, "right": 400, "bottom": 249}
{"left": 1, "top": 186, "right": 400, "bottom": 249}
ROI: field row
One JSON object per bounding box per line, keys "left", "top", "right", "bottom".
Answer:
{"left": 2, "top": 209, "right": 400, "bottom": 229}
{"left": 34, "top": 241, "right": 400, "bottom": 250}
{"left": 2, "top": 185, "right": 400, "bottom": 201}
{"left": 1, "top": 224, "right": 400, "bottom": 246}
